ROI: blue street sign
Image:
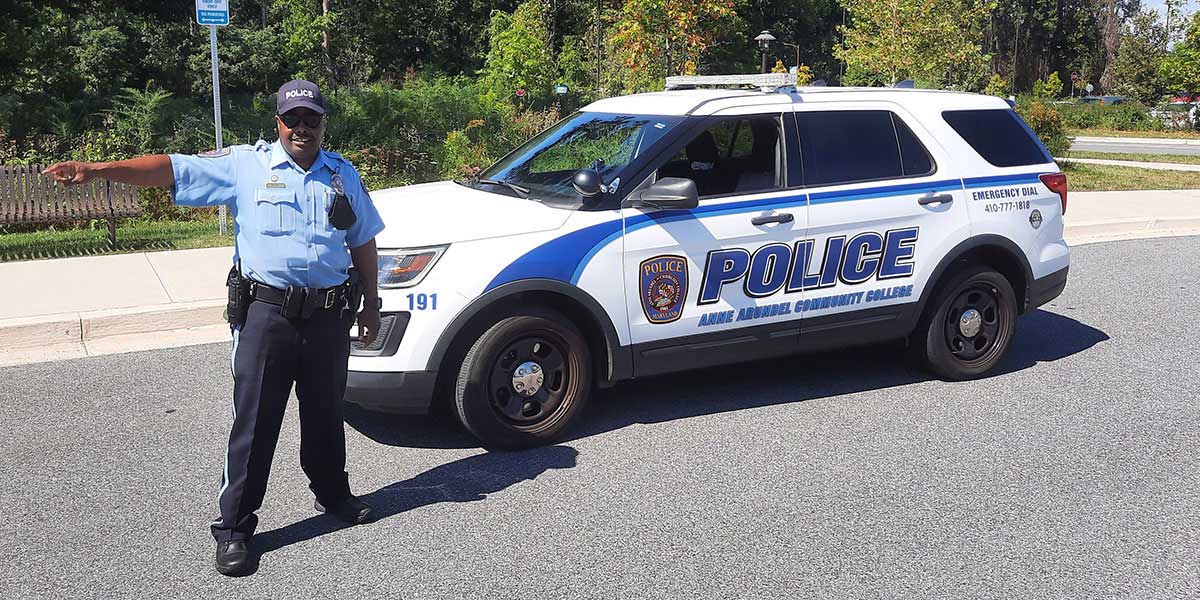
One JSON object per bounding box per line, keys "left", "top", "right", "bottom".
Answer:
{"left": 195, "top": 0, "right": 230, "bottom": 26}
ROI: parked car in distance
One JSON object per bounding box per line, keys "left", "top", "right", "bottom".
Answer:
{"left": 1078, "top": 95, "right": 1125, "bottom": 105}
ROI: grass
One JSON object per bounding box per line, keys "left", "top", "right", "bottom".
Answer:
{"left": 1060, "top": 160, "right": 1200, "bottom": 191}
{"left": 1068, "top": 127, "right": 1200, "bottom": 139}
{"left": 0, "top": 217, "right": 232, "bottom": 262}
{"left": 1063, "top": 150, "right": 1200, "bottom": 165}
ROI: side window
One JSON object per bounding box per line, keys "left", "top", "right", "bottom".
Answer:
{"left": 795, "top": 110, "right": 936, "bottom": 186}
{"left": 659, "top": 115, "right": 783, "bottom": 198}
{"left": 942, "top": 109, "right": 1053, "bottom": 167}
{"left": 894, "top": 116, "right": 935, "bottom": 176}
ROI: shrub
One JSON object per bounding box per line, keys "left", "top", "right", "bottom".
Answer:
{"left": 1016, "top": 101, "right": 1070, "bottom": 157}
{"left": 984, "top": 74, "right": 1009, "bottom": 97}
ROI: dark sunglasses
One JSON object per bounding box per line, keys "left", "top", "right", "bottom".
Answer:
{"left": 278, "top": 113, "right": 324, "bottom": 129}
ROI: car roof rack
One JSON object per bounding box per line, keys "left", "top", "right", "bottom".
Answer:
{"left": 664, "top": 73, "right": 798, "bottom": 93}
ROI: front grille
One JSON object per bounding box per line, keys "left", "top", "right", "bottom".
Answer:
{"left": 351, "top": 312, "right": 409, "bottom": 356}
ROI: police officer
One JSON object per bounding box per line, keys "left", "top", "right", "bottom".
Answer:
{"left": 44, "top": 79, "right": 385, "bottom": 577}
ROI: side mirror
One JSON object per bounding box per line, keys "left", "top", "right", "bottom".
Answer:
{"left": 572, "top": 168, "right": 603, "bottom": 198}
{"left": 625, "top": 177, "right": 698, "bottom": 210}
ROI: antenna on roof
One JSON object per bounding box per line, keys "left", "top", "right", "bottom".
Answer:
{"left": 664, "top": 73, "right": 797, "bottom": 93}
{"left": 809, "top": 79, "right": 827, "bottom": 87}
{"left": 894, "top": 79, "right": 916, "bottom": 89}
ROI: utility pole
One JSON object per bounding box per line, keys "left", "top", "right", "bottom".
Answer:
{"left": 595, "top": 0, "right": 602, "bottom": 95}
{"left": 196, "top": 1, "right": 230, "bottom": 236}
{"left": 323, "top": 0, "right": 333, "bottom": 88}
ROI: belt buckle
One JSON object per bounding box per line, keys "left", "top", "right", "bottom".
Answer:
{"left": 324, "top": 289, "right": 337, "bottom": 310}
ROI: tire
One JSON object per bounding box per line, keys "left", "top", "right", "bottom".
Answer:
{"left": 454, "top": 310, "right": 592, "bottom": 449}
{"left": 914, "top": 265, "right": 1017, "bottom": 380}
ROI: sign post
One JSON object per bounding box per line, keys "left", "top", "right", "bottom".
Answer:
{"left": 196, "top": 0, "right": 230, "bottom": 234}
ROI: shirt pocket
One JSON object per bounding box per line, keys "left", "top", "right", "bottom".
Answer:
{"left": 254, "top": 189, "right": 299, "bottom": 236}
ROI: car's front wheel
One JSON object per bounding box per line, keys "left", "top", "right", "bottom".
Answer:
{"left": 454, "top": 310, "right": 592, "bottom": 449}
{"left": 915, "top": 265, "right": 1017, "bottom": 380}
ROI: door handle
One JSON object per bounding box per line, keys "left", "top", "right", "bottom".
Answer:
{"left": 751, "top": 213, "right": 794, "bottom": 225}
{"left": 918, "top": 193, "right": 954, "bottom": 206}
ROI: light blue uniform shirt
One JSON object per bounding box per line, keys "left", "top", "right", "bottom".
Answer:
{"left": 170, "top": 140, "right": 385, "bottom": 290}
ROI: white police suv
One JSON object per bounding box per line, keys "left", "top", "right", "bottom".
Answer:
{"left": 346, "top": 74, "right": 1070, "bottom": 449}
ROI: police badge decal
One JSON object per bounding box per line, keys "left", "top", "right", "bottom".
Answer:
{"left": 640, "top": 255, "right": 688, "bottom": 324}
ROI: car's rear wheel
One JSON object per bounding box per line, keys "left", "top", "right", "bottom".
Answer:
{"left": 915, "top": 266, "right": 1017, "bottom": 380}
{"left": 454, "top": 310, "right": 592, "bottom": 449}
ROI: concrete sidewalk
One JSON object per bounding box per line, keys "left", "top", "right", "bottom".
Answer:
{"left": 2, "top": 190, "right": 1198, "bottom": 366}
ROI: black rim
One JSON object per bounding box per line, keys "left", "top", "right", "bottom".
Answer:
{"left": 486, "top": 332, "right": 576, "bottom": 433}
{"left": 942, "top": 281, "right": 1010, "bottom": 367}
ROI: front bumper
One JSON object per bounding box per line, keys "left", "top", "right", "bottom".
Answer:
{"left": 1028, "top": 266, "right": 1069, "bottom": 311}
{"left": 344, "top": 369, "right": 438, "bottom": 414}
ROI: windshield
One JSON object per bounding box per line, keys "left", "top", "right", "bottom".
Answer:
{"left": 477, "top": 112, "right": 681, "bottom": 201}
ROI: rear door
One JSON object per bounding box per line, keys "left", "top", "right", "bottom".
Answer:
{"left": 790, "top": 104, "right": 971, "bottom": 343}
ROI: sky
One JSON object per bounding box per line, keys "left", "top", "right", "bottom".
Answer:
{"left": 1145, "top": 0, "right": 1193, "bottom": 19}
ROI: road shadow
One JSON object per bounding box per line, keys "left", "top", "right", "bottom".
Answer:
{"left": 252, "top": 444, "right": 578, "bottom": 556}
{"left": 349, "top": 309, "right": 1108, "bottom": 449}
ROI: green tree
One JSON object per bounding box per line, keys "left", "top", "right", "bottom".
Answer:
{"left": 834, "top": 0, "right": 996, "bottom": 89}
{"left": 1110, "top": 10, "right": 1168, "bottom": 104}
{"left": 607, "top": 0, "right": 744, "bottom": 94}
{"left": 481, "top": 0, "right": 558, "bottom": 107}
{"left": 1159, "top": 13, "right": 1200, "bottom": 95}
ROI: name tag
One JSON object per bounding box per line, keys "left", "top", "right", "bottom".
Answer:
{"left": 266, "top": 182, "right": 287, "bottom": 189}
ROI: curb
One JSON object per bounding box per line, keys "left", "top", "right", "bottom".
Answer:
{"left": 0, "top": 299, "right": 224, "bottom": 351}
{"left": 1064, "top": 217, "right": 1200, "bottom": 244}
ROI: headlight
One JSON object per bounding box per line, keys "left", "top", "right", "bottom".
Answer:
{"left": 377, "top": 245, "right": 447, "bottom": 288}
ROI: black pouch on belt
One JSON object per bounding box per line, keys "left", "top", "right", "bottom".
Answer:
{"left": 225, "top": 265, "right": 251, "bottom": 326}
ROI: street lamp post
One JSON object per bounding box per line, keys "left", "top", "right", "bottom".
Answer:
{"left": 782, "top": 41, "right": 800, "bottom": 72}
{"left": 754, "top": 30, "right": 775, "bottom": 74}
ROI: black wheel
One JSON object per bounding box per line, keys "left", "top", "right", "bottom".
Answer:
{"left": 915, "top": 266, "right": 1017, "bottom": 380}
{"left": 454, "top": 310, "right": 592, "bottom": 449}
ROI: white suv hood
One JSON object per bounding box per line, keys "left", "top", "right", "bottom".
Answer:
{"left": 370, "top": 181, "right": 572, "bottom": 248}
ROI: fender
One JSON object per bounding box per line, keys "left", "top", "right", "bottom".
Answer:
{"left": 425, "top": 279, "right": 632, "bottom": 386}
{"left": 915, "top": 234, "right": 1035, "bottom": 317}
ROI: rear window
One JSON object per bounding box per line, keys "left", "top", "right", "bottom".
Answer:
{"left": 942, "top": 109, "right": 1052, "bottom": 167}
{"left": 796, "top": 110, "right": 935, "bottom": 187}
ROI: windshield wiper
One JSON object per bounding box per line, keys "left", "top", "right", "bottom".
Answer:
{"left": 476, "top": 178, "right": 530, "bottom": 199}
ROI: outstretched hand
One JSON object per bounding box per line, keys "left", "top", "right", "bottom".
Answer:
{"left": 43, "top": 161, "right": 95, "bottom": 186}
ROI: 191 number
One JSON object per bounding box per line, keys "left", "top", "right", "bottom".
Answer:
{"left": 407, "top": 293, "right": 437, "bottom": 310}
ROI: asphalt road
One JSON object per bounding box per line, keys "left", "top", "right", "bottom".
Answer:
{"left": 2, "top": 237, "right": 1198, "bottom": 599}
{"left": 1071, "top": 138, "right": 1200, "bottom": 156}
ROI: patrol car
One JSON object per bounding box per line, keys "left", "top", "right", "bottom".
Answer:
{"left": 346, "top": 73, "right": 1070, "bottom": 449}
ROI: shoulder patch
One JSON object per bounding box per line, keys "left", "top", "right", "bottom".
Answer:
{"left": 198, "top": 148, "right": 231, "bottom": 158}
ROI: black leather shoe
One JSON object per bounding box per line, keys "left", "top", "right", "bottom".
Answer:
{"left": 214, "top": 539, "right": 253, "bottom": 576}
{"left": 314, "top": 495, "right": 373, "bottom": 525}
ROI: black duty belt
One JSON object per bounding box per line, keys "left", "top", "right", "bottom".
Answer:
{"left": 251, "top": 281, "right": 348, "bottom": 320}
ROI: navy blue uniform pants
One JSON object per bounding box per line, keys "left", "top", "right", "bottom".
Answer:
{"left": 212, "top": 299, "right": 353, "bottom": 542}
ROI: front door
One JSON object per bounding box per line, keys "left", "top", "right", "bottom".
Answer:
{"left": 620, "top": 111, "right": 808, "bottom": 376}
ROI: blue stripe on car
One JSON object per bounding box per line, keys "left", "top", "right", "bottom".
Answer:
{"left": 485, "top": 174, "right": 1043, "bottom": 292}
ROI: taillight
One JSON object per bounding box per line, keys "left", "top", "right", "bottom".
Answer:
{"left": 1040, "top": 172, "right": 1067, "bottom": 215}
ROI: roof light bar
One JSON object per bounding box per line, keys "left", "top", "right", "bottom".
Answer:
{"left": 665, "top": 73, "right": 798, "bottom": 92}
